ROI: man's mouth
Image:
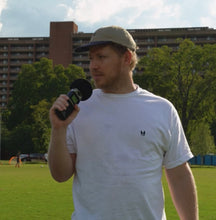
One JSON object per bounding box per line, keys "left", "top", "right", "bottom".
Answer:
{"left": 92, "top": 72, "right": 103, "bottom": 80}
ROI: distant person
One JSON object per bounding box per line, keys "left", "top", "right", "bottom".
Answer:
{"left": 15, "top": 152, "right": 20, "bottom": 168}
{"left": 48, "top": 25, "right": 198, "bottom": 219}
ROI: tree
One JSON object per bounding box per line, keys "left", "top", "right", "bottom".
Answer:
{"left": 3, "top": 58, "right": 86, "bottom": 155}
{"left": 135, "top": 39, "right": 216, "bottom": 150}
{"left": 31, "top": 99, "right": 51, "bottom": 153}
{"left": 190, "top": 122, "right": 215, "bottom": 155}
{"left": 135, "top": 46, "right": 175, "bottom": 100}
{"left": 171, "top": 40, "right": 216, "bottom": 137}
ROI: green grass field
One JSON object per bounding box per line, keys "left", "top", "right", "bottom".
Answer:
{"left": 0, "top": 161, "right": 216, "bottom": 219}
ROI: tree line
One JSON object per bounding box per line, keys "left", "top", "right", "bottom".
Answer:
{"left": 1, "top": 58, "right": 86, "bottom": 158}
{"left": 1, "top": 39, "right": 216, "bottom": 159}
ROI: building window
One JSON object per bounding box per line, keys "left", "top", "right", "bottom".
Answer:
{"left": 147, "top": 38, "right": 154, "bottom": 42}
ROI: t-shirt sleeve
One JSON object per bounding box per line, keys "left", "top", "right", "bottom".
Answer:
{"left": 163, "top": 106, "right": 193, "bottom": 169}
{"left": 66, "top": 124, "right": 77, "bottom": 154}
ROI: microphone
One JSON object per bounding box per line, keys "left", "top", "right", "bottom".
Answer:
{"left": 55, "top": 79, "right": 93, "bottom": 120}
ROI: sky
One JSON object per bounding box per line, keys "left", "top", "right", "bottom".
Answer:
{"left": 0, "top": 0, "right": 216, "bottom": 37}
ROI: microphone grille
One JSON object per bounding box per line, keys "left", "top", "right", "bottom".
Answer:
{"left": 70, "top": 79, "right": 93, "bottom": 101}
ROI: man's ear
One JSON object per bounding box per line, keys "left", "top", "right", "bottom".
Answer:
{"left": 124, "top": 50, "right": 132, "bottom": 66}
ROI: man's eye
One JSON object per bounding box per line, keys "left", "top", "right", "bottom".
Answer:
{"left": 99, "top": 55, "right": 106, "bottom": 59}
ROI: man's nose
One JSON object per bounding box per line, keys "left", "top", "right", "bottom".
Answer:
{"left": 90, "top": 59, "right": 99, "bottom": 69}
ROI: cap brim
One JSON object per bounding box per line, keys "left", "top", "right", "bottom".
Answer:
{"left": 75, "top": 41, "right": 112, "bottom": 52}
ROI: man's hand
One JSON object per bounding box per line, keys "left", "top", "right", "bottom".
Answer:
{"left": 49, "top": 94, "right": 80, "bottom": 129}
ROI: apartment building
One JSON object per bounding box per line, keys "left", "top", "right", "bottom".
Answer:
{"left": 0, "top": 21, "right": 216, "bottom": 109}
{"left": 72, "top": 26, "right": 216, "bottom": 75}
{"left": 0, "top": 37, "right": 49, "bottom": 108}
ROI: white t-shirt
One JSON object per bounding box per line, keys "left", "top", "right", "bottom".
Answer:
{"left": 66, "top": 87, "right": 193, "bottom": 220}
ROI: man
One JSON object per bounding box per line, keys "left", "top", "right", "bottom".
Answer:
{"left": 15, "top": 152, "right": 20, "bottom": 168}
{"left": 48, "top": 26, "right": 198, "bottom": 220}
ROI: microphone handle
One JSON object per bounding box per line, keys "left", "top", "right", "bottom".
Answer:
{"left": 55, "top": 90, "right": 81, "bottom": 120}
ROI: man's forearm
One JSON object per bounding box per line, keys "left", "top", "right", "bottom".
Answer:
{"left": 165, "top": 163, "right": 198, "bottom": 220}
{"left": 48, "top": 127, "right": 75, "bottom": 182}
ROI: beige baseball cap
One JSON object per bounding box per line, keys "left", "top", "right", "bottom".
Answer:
{"left": 75, "top": 26, "right": 137, "bottom": 52}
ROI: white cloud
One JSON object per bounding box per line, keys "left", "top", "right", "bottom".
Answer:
{"left": 0, "top": 0, "right": 7, "bottom": 14}
{"left": 152, "top": 2, "right": 181, "bottom": 19}
{"left": 0, "top": 0, "right": 67, "bottom": 36}
{"left": 200, "top": 0, "right": 216, "bottom": 28}
{"left": 209, "top": 0, "right": 216, "bottom": 16}
{"left": 200, "top": 17, "right": 216, "bottom": 28}
{"left": 0, "top": 0, "right": 215, "bottom": 37}
{"left": 0, "top": 0, "right": 8, "bottom": 31}
{"left": 60, "top": 0, "right": 180, "bottom": 26}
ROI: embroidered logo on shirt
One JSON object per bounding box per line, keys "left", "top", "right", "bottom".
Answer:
{"left": 140, "top": 130, "right": 146, "bottom": 136}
